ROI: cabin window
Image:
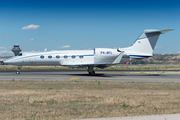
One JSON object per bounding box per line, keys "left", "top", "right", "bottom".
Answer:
{"left": 40, "top": 55, "right": 44, "bottom": 59}
{"left": 56, "top": 55, "right": 60, "bottom": 59}
{"left": 71, "top": 55, "right": 76, "bottom": 59}
{"left": 64, "top": 55, "right": 68, "bottom": 59}
{"left": 79, "top": 55, "right": 83, "bottom": 59}
{"left": 48, "top": 55, "right": 52, "bottom": 59}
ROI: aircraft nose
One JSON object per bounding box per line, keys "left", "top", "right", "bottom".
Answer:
{"left": 3, "top": 58, "right": 22, "bottom": 65}
{"left": 3, "top": 59, "right": 14, "bottom": 65}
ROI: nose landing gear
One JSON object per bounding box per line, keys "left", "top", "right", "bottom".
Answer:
{"left": 16, "top": 66, "right": 22, "bottom": 74}
{"left": 16, "top": 71, "right": 20, "bottom": 74}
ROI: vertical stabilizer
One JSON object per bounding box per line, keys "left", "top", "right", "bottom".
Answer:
{"left": 125, "top": 29, "right": 174, "bottom": 55}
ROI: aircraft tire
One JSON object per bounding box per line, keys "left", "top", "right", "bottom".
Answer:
{"left": 89, "top": 71, "right": 95, "bottom": 76}
{"left": 16, "top": 71, "right": 20, "bottom": 74}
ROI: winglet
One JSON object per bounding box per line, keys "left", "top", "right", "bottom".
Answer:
{"left": 112, "top": 51, "right": 124, "bottom": 64}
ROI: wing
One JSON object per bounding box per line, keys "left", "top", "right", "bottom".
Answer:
{"left": 62, "top": 51, "right": 124, "bottom": 68}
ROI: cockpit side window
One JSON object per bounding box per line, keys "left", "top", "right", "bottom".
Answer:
{"left": 18, "top": 53, "right": 22, "bottom": 56}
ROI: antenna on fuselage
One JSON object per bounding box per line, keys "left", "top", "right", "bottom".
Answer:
{"left": 11, "top": 45, "right": 21, "bottom": 56}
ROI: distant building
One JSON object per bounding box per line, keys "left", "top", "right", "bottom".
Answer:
{"left": 0, "top": 45, "right": 21, "bottom": 62}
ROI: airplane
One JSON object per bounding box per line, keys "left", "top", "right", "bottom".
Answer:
{"left": 2, "top": 29, "right": 174, "bottom": 75}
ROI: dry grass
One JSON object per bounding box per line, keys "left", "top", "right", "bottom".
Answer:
{"left": 0, "top": 80, "right": 180, "bottom": 119}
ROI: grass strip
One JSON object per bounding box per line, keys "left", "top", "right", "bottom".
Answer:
{"left": 0, "top": 80, "right": 180, "bottom": 119}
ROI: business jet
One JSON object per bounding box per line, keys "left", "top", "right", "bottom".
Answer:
{"left": 2, "top": 29, "right": 174, "bottom": 75}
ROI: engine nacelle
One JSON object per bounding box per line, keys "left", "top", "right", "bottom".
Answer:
{"left": 94, "top": 48, "right": 120, "bottom": 64}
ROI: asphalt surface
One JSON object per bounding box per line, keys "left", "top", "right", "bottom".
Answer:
{"left": 0, "top": 69, "right": 180, "bottom": 82}
{"left": 73, "top": 114, "right": 180, "bottom": 120}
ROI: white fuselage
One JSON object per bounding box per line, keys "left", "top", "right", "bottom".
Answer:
{"left": 4, "top": 48, "right": 126, "bottom": 67}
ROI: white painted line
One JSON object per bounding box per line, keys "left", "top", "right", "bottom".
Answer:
{"left": 73, "top": 114, "right": 180, "bottom": 120}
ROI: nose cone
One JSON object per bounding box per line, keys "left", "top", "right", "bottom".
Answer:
{"left": 4, "top": 56, "right": 24, "bottom": 65}
{"left": 3, "top": 59, "right": 11, "bottom": 65}
{"left": 4, "top": 58, "right": 17, "bottom": 65}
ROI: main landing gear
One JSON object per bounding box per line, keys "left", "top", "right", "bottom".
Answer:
{"left": 16, "top": 66, "right": 22, "bottom": 74}
{"left": 88, "top": 66, "right": 95, "bottom": 76}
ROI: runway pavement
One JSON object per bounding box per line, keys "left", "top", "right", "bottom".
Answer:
{"left": 74, "top": 114, "right": 180, "bottom": 120}
{"left": 0, "top": 70, "right": 180, "bottom": 82}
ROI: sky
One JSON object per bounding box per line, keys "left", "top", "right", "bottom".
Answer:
{"left": 0, "top": 0, "right": 180, "bottom": 56}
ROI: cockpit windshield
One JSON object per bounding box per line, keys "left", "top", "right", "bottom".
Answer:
{"left": 18, "top": 53, "right": 22, "bottom": 56}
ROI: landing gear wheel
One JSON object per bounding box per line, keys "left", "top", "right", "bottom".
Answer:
{"left": 89, "top": 71, "right": 95, "bottom": 76}
{"left": 16, "top": 65, "right": 22, "bottom": 74}
{"left": 87, "top": 66, "right": 95, "bottom": 76}
{"left": 16, "top": 71, "right": 20, "bottom": 74}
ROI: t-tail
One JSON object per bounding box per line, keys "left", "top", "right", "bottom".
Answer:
{"left": 122, "top": 29, "right": 174, "bottom": 58}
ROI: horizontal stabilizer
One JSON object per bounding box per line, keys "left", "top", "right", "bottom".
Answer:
{"left": 144, "top": 29, "right": 174, "bottom": 34}
{"left": 112, "top": 51, "right": 124, "bottom": 64}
